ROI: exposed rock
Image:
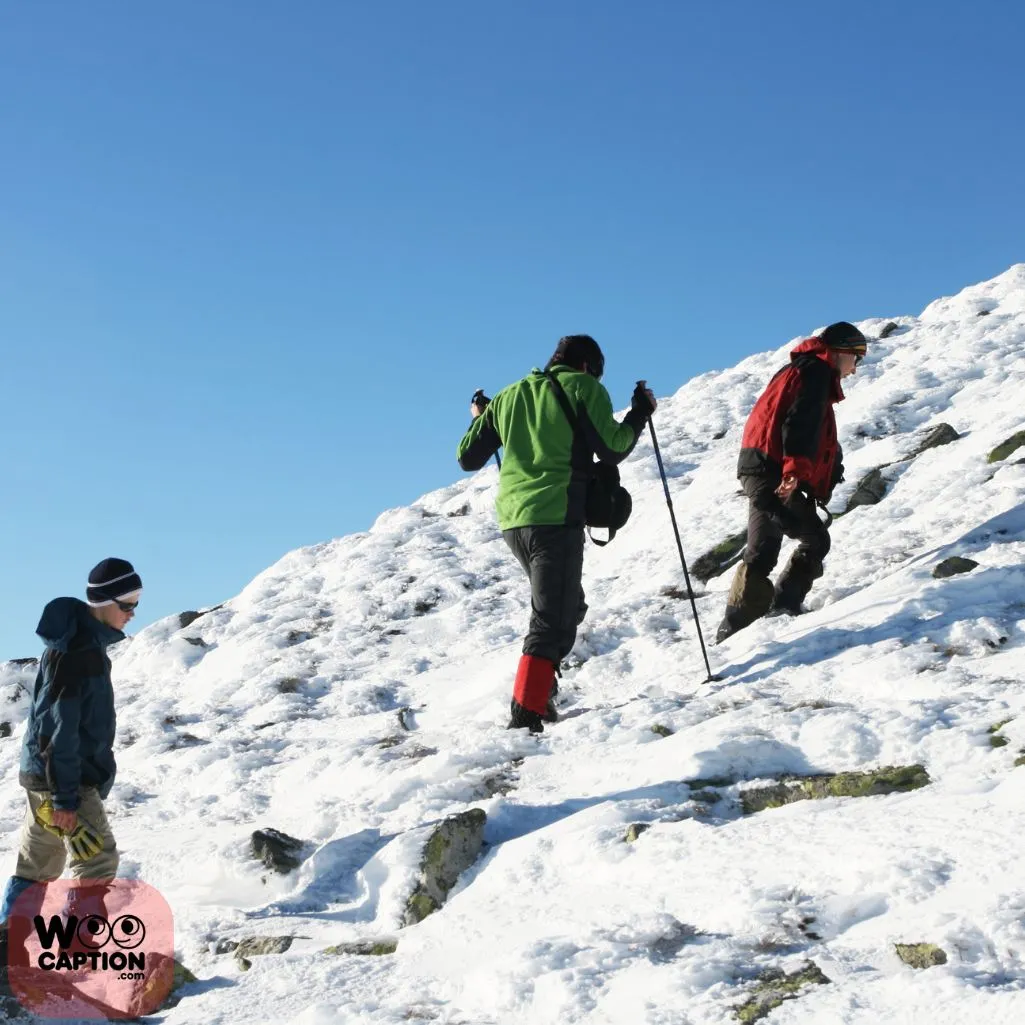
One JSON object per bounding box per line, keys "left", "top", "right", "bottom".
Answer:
{"left": 933, "top": 556, "right": 979, "bottom": 579}
{"left": 989, "top": 720, "right": 1012, "bottom": 748}
{"left": 322, "top": 940, "right": 397, "bottom": 956}
{"left": 277, "top": 677, "right": 302, "bottom": 694}
{"left": 686, "top": 775, "right": 734, "bottom": 789}
{"left": 660, "top": 585, "right": 695, "bottom": 600}
{"left": 472, "top": 760, "right": 522, "bottom": 798}
{"left": 988, "top": 430, "right": 1025, "bottom": 463}
{"left": 734, "top": 960, "right": 830, "bottom": 1022}
{"left": 403, "top": 809, "right": 487, "bottom": 926}
{"left": 846, "top": 468, "right": 888, "bottom": 511}
{"left": 624, "top": 823, "right": 651, "bottom": 843}
{"left": 0, "top": 723, "right": 10, "bottom": 739}
{"left": 650, "top": 724, "right": 674, "bottom": 738}
{"left": 251, "top": 828, "right": 307, "bottom": 873}
{"left": 178, "top": 606, "right": 223, "bottom": 630}
{"left": 895, "top": 943, "right": 947, "bottom": 969}
{"left": 648, "top": 920, "right": 698, "bottom": 961}
{"left": 446, "top": 503, "right": 470, "bottom": 517}
{"left": 397, "top": 707, "right": 416, "bottom": 731}
{"left": 213, "top": 939, "right": 238, "bottom": 955}
{"left": 691, "top": 531, "right": 748, "bottom": 582}
{"left": 741, "top": 765, "right": 930, "bottom": 815}
{"left": 1015, "top": 751, "right": 1025, "bottom": 767}
{"left": 234, "top": 936, "right": 292, "bottom": 970}
{"left": 8, "top": 657, "right": 38, "bottom": 668}
{"left": 908, "top": 423, "right": 959, "bottom": 458}
{"left": 878, "top": 321, "right": 900, "bottom": 339}
{"left": 125, "top": 954, "right": 198, "bottom": 1014}
{"left": 183, "top": 637, "right": 208, "bottom": 647}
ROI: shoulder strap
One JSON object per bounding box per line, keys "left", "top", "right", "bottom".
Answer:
{"left": 544, "top": 371, "right": 580, "bottom": 430}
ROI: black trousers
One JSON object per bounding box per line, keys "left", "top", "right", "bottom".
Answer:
{"left": 503, "top": 525, "right": 588, "bottom": 664}
{"left": 737, "top": 475, "right": 831, "bottom": 611}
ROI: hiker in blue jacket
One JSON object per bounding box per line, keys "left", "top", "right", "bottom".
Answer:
{"left": 0, "top": 558, "right": 142, "bottom": 928}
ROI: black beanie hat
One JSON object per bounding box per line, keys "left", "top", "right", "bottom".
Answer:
{"left": 87, "top": 558, "right": 143, "bottom": 607}
{"left": 819, "top": 322, "right": 867, "bottom": 355}
{"left": 545, "top": 334, "right": 605, "bottom": 379}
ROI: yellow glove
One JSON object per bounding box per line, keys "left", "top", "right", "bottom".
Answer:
{"left": 34, "top": 799, "right": 105, "bottom": 862}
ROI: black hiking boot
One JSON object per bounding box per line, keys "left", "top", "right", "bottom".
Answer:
{"left": 508, "top": 700, "right": 545, "bottom": 734}
{"left": 542, "top": 678, "right": 559, "bottom": 723}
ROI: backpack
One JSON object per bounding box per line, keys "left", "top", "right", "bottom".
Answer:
{"left": 545, "top": 373, "right": 633, "bottom": 546}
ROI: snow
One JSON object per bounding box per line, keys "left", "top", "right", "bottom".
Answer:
{"left": 3, "top": 266, "right": 1025, "bottom": 1023}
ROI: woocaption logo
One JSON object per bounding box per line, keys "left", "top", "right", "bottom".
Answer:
{"left": 8, "top": 879, "right": 176, "bottom": 1019}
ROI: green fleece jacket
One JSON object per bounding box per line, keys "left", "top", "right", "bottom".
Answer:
{"left": 457, "top": 365, "right": 645, "bottom": 530}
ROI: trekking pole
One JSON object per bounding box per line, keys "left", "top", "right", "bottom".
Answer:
{"left": 471, "top": 389, "right": 502, "bottom": 470}
{"left": 640, "top": 387, "right": 720, "bottom": 683}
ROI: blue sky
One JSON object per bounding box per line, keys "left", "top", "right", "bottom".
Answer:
{"left": 1, "top": 0, "right": 1022, "bottom": 659}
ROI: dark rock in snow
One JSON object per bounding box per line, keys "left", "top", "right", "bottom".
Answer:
{"left": 894, "top": 943, "right": 947, "bottom": 969}
{"left": 741, "top": 765, "right": 930, "bottom": 815}
{"left": 878, "top": 321, "right": 900, "bottom": 339}
{"left": 932, "top": 556, "right": 979, "bottom": 579}
{"left": 251, "top": 828, "right": 307, "bottom": 873}
{"left": 908, "top": 423, "right": 959, "bottom": 458}
{"left": 691, "top": 531, "right": 748, "bottom": 582}
{"left": 734, "top": 960, "right": 830, "bottom": 1022}
{"left": 988, "top": 429, "right": 1025, "bottom": 463}
{"left": 403, "top": 809, "right": 487, "bottom": 925}
{"left": 846, "top": 468, "right": 888, "bottom": 511}
{"left": 322, "top": 939, "right": 397, "bottom": 956}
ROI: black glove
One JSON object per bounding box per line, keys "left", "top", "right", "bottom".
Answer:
{"left": 630, "top": 382, "right": 656, "bottom": 418}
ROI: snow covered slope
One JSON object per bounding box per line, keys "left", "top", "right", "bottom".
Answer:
{"left": 3, "top": 267, "right": 1025, "bottom": 1024}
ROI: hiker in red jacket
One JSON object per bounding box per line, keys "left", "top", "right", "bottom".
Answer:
{"left": 716, "top": 322, "right": 867, "bottom": 643}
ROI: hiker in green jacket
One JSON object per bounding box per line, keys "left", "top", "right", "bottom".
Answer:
{"left": 457, "top": 335, "right": 656, "bottom": 732}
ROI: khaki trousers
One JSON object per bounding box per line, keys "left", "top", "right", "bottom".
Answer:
{"left": 14, "top": 787, "right": 119, "bottom": 882}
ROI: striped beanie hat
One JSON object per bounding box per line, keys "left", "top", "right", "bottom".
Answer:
{"left": 819, "top": 322, "right": 867, "bottom": 356}
{"left": 87, "top": 558, "right": 143, "bottom": 607}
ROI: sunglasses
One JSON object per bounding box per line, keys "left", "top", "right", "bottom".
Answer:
{"left": 111, "top": 597, "right": 139, "bottom": 613}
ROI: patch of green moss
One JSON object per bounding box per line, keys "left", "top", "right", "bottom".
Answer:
{"left": 404, "top": 889, "right": 439, "bottom": 925}
{"left": 988, "top": 430, "right": 1025, "bottom": 463}
{"left": 895, "top": 943, "right": 947, "bottom": 969}
{"left": 650, "top": 724, "right": 673, "bottom": 738}
{"left": 988, "top": 719, "right": 1013, "bottom": 749}
{"left": 734, "top": 961, "right": 830, "bottom": 1022}
{"left": 1015, "top": 751, "right": 1025, "bottom": 768}
{"left": 624, "top": 823, "right": 651, "bottom": 843}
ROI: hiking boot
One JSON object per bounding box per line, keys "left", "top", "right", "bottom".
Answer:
{"left": 508, "top": 700, "right": 544, "bottom": 733}
{"left": 542, "top": 679, "right": 559, "bottom": 723}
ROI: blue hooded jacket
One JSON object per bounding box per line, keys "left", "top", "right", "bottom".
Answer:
{"left": 19, "top": 597, "right": 124, "bottom": 810}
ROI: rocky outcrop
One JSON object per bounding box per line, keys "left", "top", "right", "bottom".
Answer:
{"left": 895, "top": 943, "right": 947, "bottom": 969}
{"left": 235, "top": 936, "right": 293, "bottom": 971}
{"left": 988, "top": 429, "right": 1025, "bottom": 463}
{"left": 734, "top": 961, "right": 830, "bottom": 1022}
{"left": 322, "top": 940, "right": 397, "bottom": 956}
{"left": 403, "top": 809, "right": 487, "bottom": 925}
{"left": 741, "top": 765, "right": 930, "bottom": 815}
{"left": 908, "top": 423, "right": 959, "bottom": 458}
{"left": 251, "top": 828, "right": 307, "bottom": 873}
{"left": 691, "top": 531, "right": 747, "bottom": 582}
{"left": 845, "top": 468, "right": 888, "bottom": 511}
{"left": 933, "top": 556, "right": 979, "bottom": 579}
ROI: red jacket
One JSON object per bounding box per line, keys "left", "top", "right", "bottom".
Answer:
{"left": 738, "top": 337, "right": 845, "bottom": 500}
